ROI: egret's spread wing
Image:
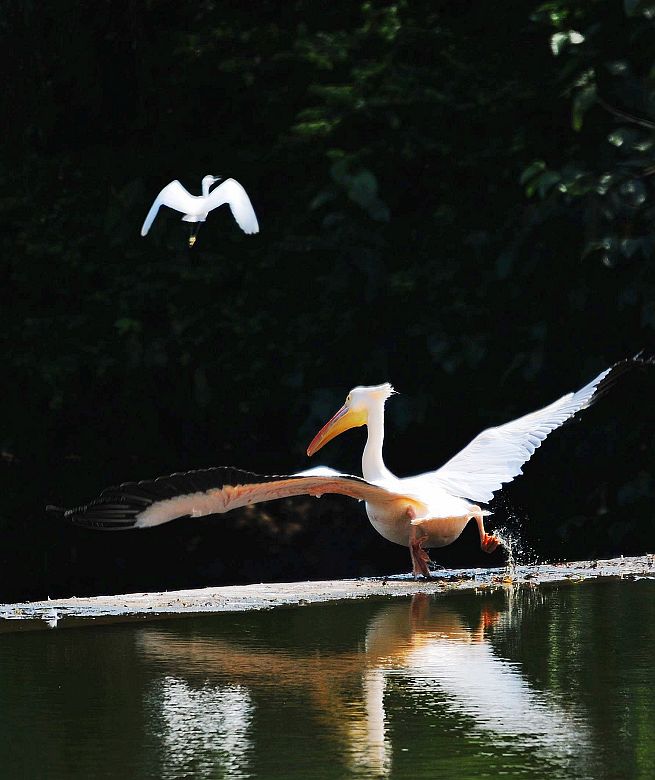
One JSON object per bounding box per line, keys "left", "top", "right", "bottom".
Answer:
{"left": 206, "top": 179, "right": 259, "bottom": 234}
{"left": 429, "top": 361, "right": 632, "bottom": 503}
{"left": 48, "top": 465, "right": 427, "bottom": 530}
{"left": 141, "top": 180, "right": 195, "bottom": 236}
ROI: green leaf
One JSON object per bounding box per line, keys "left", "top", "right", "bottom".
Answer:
{"left": 114, "top": 318, "right": 142, "bottom": 336}
{"left": 572, "top": 83, "right": 597, "bottom": 131}
{"left": 608, "top": 128, "right": 629, "bottom": 147}
{"left": 520, "top": 160, "right": 546, "bottom": 185}
{"left": 330, "top": 162, "right": 390, "bottom": 221}
{"left": 624, "top": 0, "right": 655, "bottom": 17}
{"left": 536, "top": 170, "right": 562, "bottom": 198}
{"left": 348, "top": 170, "right": 390, "bottom": 221}
{"left": 525, "top": 168, "right": 561, "bottom": 198}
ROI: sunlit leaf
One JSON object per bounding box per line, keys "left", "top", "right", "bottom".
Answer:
{"left": 550, "top": 32, "right": 569, "bottom": 56}
{"left": 619, "top": 178, "right": 647, "bottom": 206}
{"left": 550, "top": 29, "right": 584, "bottom": 56}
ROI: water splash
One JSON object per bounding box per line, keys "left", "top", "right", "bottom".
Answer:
{"left": 495, "top": 527, "right": 540, "bottom": 580}
{"left": 490, "top": 492, "right": 539, "bottom": 581}
{"left": 494, "top": 527, "right": 518, "bottom": 581}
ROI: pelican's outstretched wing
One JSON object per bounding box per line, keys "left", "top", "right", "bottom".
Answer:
{"left": 141, "top": 180, "right": 195, "bottom": 236}
{"left": 428, "top": 356, "right": 644, "bottom": 503}
{"left": 205, "top": 179, "right": 259, "bottom": 234}
{"left": 47, "top": 466, "right": 427, "bottom": 530}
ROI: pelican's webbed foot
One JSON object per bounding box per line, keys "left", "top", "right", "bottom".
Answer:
{"left": 472, "top": 506, "right": 501, "bottom": 553}
{"left": 409, "top": 525, "right": 431, "bottom": 579}
{"left": 480, "top": 532, "right": 501, "bottom": 554}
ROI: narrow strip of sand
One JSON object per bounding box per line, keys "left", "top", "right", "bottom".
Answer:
{"left": 1, "top": 554, "right": 653, "bottom": 632}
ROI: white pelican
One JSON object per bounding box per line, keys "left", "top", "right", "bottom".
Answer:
{"left": 141, "top": 175, "right": 259, "bottom": 246}
{"left": 48, "top": 356, "right": 645, "bottom": 577}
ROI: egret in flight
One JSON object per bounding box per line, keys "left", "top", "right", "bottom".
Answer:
{"left": 48, "top": 356, "right": 645, "bottom": 577}
{"left": 141, "top": 176, "right": 259, "bottom": 246}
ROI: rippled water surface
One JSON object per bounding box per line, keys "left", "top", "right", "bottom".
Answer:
{"left": 1, "top": 580, "right": 654, "bottom": 779}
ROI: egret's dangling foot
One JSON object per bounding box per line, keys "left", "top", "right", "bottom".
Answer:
{"left": 188, "top": 223, "right": 201, "bottom": 248}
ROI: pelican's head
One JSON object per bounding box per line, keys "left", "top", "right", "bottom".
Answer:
{"left": 307, "top": 383, "right": 395, "bottom": 457}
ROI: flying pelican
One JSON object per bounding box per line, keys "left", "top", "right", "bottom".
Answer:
{"left": 48, "top": 356, "right": 646, "bottom": 577}
{"left": 141, "top": 175, "right": 259, "bottom": 246}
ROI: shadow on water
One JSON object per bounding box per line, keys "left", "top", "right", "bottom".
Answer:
{"left": 0, "top": 582, "right": 654, "bottom": 778}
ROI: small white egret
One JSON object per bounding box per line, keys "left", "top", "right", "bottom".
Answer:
{"left": 141, "top": 176, "right": 259, "bottom": 246}
{"left": 49, "top": 355, "right": 647, "bottom": 577}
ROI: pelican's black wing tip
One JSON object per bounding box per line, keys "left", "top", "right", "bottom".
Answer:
{"left": 632, "top": 349, "right": 655, "bottom": 366}
{"left": 590, "top": 351, "right": 655, "bottom": 403}
{"left": 46, "top": 495, "right": 143, "bottom": 530}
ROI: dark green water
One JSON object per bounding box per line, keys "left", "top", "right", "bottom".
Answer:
{"left": 1, "top": 580, "right": 654, "bottom": 779}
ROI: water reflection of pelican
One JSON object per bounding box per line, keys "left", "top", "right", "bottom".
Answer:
{"left": 139, "top": 593, "right": 591, "bottom": 777}
{"left": 140, "top": 623, "right": 380, "bottom": 776}
{"left": 149, "top": 678, "right": 254, "bottom": 780}
{"left": 367, "top": 595, "right": 591, "bottom": 769}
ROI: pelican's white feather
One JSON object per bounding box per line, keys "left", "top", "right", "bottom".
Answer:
{"left": 293, "top": 466, "right": 346, "bottom": 477}
{"left": 426, "top": 366, "right": 612, "bottom": 502}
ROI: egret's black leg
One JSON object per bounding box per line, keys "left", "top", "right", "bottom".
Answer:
{"left": 188, "top": 223, "right": 202, "bottom": 247}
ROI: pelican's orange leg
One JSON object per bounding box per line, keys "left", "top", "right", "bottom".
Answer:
{"left": 410, "top": 593, "right": 431, "bottom": 628}
{"left": 409, "top": 523, "right": 431, "bottom": 579}
{"left": 472, "top": 507, "right": 501, "bottom": 553}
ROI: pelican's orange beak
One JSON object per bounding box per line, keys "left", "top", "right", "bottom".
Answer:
{"left": 307, "top": 404, "right": 367, "bottom": 457}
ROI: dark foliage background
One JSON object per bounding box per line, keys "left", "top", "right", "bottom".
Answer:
{"left": 1, "top": 0, "right": 654, "bottom": 601}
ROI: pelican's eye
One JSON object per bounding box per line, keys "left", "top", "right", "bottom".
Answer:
{"left": 346, "top": 393, "right": 352, "bottom": 404}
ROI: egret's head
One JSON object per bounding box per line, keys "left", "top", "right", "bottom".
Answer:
{"left": 307, "top": 383, "right": 395, "bottom": 457}
{"left": 202, "top": 175, "right": 221, "bottom": 190}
